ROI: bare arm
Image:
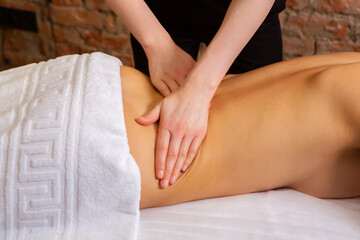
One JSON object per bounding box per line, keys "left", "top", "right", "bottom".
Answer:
{"left": 106, "top": 0, "right": 196, "bottom": 96}
{"left": 137, "top": 0, "right": 278, "bottom": 189}
{"left": 105, "top": 0, "right": 170, "bottom": 52}
{"left": 186, "top": 0, "right": 276, "bottom": 100}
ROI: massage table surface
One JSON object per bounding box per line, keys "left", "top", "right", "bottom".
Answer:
{"left": 139, "top": 189, "right": 360, "bottom": 239}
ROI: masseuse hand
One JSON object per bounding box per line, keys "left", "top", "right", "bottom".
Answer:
{"left": 136, "top": 84, "right": 209, "bottom": 188}
{"left": 146, "top": 41, "right": 196, "bottom": 97}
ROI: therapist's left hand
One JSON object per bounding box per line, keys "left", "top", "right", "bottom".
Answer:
{"left": 135, "top": 84, "right": 209, "bottom": 188}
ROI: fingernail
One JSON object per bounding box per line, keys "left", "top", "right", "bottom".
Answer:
{"left": 158, "top": 170, "right": 163, "bottom": 179}
{"left": 182, "top": 164, "right": 188, "bottom": 172}
{"left": 135, "top": 117, "right": 143, "bottom": 123}
{"left": 170, "top": 176, "right": 176, "bottom": 185}
{"left": 162, "top": 179, "right": 168, "bottom": 188}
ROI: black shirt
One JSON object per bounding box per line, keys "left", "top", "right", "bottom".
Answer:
{"left": 145, "top": 0, "right": 286, "bottom": 39}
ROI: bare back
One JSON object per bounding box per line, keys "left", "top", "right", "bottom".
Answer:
{"left": 121, "top": 53, "right": 360, "bottom": 209}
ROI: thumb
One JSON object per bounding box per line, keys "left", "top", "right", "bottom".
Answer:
{"left": 135, "top": 102, "right": 162, "bottom": 125}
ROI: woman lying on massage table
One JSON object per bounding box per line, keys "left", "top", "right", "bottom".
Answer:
{"left": 121, "top": 52, "right": 360, "bottom": 209}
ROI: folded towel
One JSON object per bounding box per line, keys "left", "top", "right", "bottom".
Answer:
{"left": 0, "top": 52, "right": 141, "bottom": 240}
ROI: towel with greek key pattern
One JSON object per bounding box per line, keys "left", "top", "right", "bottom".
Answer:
{"left": 0, "top": 52, "right": 141, "bottom": 240}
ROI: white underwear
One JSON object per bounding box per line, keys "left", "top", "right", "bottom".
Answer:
{"left": 0, "top": 53, "right": 141, "bottom": 240}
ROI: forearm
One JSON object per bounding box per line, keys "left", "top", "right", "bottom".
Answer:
{"left": 185, "top": 0, "right": 275, "bottom": 101}
{"left": 105, "top": 0, "right": 172, "bottom": 54}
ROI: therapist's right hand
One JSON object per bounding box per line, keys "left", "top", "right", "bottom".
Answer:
{"left": 146, "top": 41, "right": 196, "bottom": 97}
{"left": 135, "top": 84, "right": 209, "bottom": 188}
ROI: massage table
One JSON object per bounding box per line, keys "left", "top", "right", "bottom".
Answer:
{"left": 139, "top": 189, "right": 360, "bottom": 239}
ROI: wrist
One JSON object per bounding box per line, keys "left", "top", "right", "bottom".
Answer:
{"left": 178, "top": 84, "right": 212, "bottom": 108}
{"left": 142, "top": 32, "right": 174, "bottom": 58}
{"left": 182, "top": 65, "right": 220, "bottom": 103}
{"left": 182, "top": 77, "right": 215, "bottom": 104}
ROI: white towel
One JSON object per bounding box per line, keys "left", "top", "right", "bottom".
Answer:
{"left": 0, "top": 52, "right": 141, "bottom": 240}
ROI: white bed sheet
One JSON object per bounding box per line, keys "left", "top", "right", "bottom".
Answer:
{"left": 138, "top": 189, "right": 360, "bottom": 240}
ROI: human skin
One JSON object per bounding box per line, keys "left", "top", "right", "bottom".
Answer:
{"left": 121, "top": 52, "right": 360, "bottom": 209}
{"left": 106, "top": 0, "right": 276, "bottom": 189}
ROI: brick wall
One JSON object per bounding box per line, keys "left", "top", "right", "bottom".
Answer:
{"left": 0, "top": 0, "right": 133, "bottom": 71}
{"left": 280, "top": 0, "right": 360, "bottom": 59}
{"left": 0, "top": 0, "right": 359, "bottom": 71}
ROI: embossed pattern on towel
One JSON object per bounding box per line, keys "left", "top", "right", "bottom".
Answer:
{"left": 0, "top": 52, "right": 141, "bottom": 240}
{"left": 0, "top": 54, "right": 87, "bottom": 240}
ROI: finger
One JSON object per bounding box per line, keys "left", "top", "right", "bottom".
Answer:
{"left": 155, "top": 128, "right": 170, "bottom": 180}
{"left": 169, "top": 137, "right": 191, "bottom": 185}
{"left": 182, "top": 136, "right": 203, "bottom": 172}
{"left": 161, "top": 133, "right": 182, "bottom": 188}
{"left": 163, "top": 78, "right": 180, "bottom": 94}
{"left": 135, "top": 102, "right": 161, "bottom": 125}
{"left": 155, "top": 80, "right": 171, "bottom": 97}
{"left": 175, "top": 75, "right": 186, "bottom": 86}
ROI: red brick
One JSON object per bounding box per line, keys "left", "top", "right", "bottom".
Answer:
{"left": 79, "top": 47, "right": 96, "bottom": 54}
{"left": 103, "top": 34, "right": 131, "bottom": 52}
{"left": 288, "top": 13, "right": 310, "bottom": 29}
{"left": 32, "top": 0, "right": 48, "bottom": 5}
{"left": 0, "top": 61, "right": 4, "bottom": 72}
{"left": 53, "top": 25, "right": 65, "bottom": 43}
{"left": 4, "top": 35, "right": 27, "bottom": 52}
{"left": 8, "top": 28, "right": 50, "bottom": 59}
{"left": 51, "top": 0, "right": 82, "bottom": 7}
{"left": 56, "top": 44, "right": 81, "bottom": 56}
{"left": 313, "top": 0, "right": 360, "bottom": 15}
{"left": 81, "top": 30, "right": 132, "bottom": 53}
{"left": 356, "top": 20, "right": 360, "bottom": 42}
{"left": 81, "top": 29, "right": 103, "bottom": 47}
{"left": 316, "top": 41, "right": 355, "bottom": 54}
{"left": 324, "top": 19, "right": 348, "bottom": 40}
{"left": 4, "top": 52, "right": 32, "bottom": 67}
{"left": 84, "top": 0, "right": 110, "bottom": 11}
{"left": 3, "top": 29, "right": 38, "bottom": 52}
{"left": 4, "top": 51, "right": 45, "bottom": 68}
{"left": 53, "top": 26, "right": 82, "bottom": 46}
{"left": 286, "top": 0, "right": 311, "bottom": 10}
{"left": 38, "top": 22, "right": 54, "bottom": 42}
{"left": 282, "top": 35, "right": 315, "bottom": 56}
{"left": 281, "top": 11, "right": 307, "bottom": 38}
{"left": 40, "top": 42, "right": 55, "bottom": 58}
{"left": 104, "top": 15, "right": 130, "bottom": 34}
{"left": 105, "top": 15, "right": 119, "bottom": 33}
{"left": 0, "top": 28, "right": 3, "bottom": 71}
{"left": 50, "top": 6, "right": 103, "bottom": 29}
{"left": 111, "top": 52, "right": 134, "bottom": 67}
{"left": 299, "top": 14, "right": 348, "bottom": 40}
{"left": 38, "top": 5, "right": 51, "bottom": 22}
{"left": 105, "top": 15, "right": 116, "bottom": 27}
{"left": 0, "top": 0, "right": 36, "bottom": 11}
{"left": 278, "top": 11, "right": 286, "bottom": 28}
{"left": 3, "top": 29, "right": 34, "bottom": 40}
{"left": 4, "top": 0, "right": 357, "bottom": 68}
{"left": 120, "top": 55, "right": 134, "bottom": 67}
{"left": 285, "top": 12, "right": 310, "bottom": 37}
